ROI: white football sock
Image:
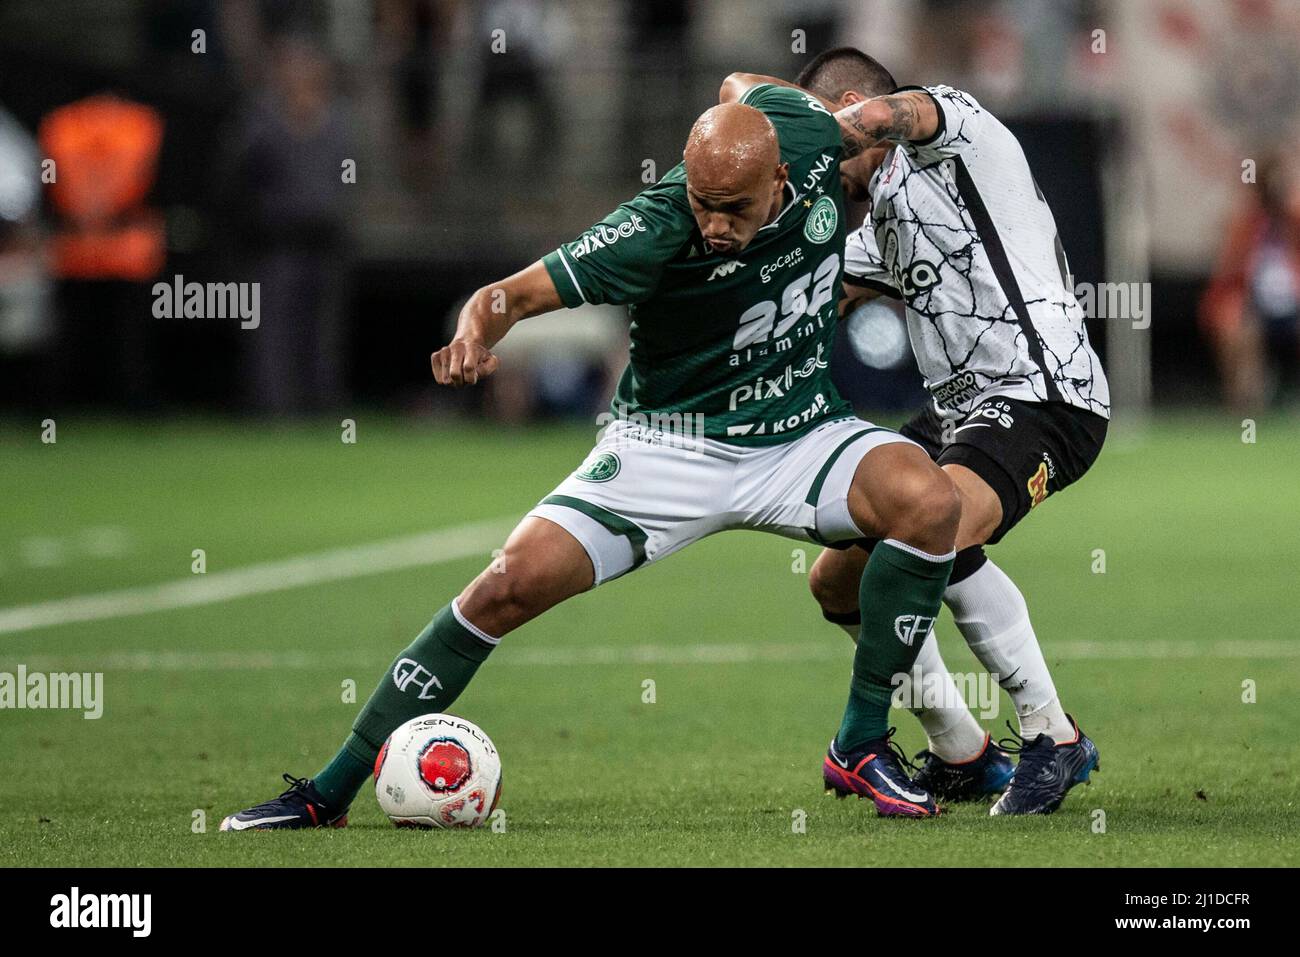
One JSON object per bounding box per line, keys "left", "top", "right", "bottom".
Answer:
{"left": 943, "top": 559, "right": 1074, "bottom": 743}
{"left": 838, "top": 623, "right": 987, "bottom": 763}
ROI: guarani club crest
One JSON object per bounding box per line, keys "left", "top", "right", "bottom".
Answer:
{"left": 577, "top": 451, "right": 621, "bottom": 482}
{"left": 803, "top": 195, "right": 838, "bottom": 244}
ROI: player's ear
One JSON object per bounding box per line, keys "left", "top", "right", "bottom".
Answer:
{"left": 774, "top": 162, "right": 789, "bottom": 191}
{"left": 840, "top": 90, "right": 867, "bottom": 108}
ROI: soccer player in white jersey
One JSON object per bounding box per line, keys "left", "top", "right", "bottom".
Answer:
{"left": 730, "top": 48, "right": 1109, "bottom": 814}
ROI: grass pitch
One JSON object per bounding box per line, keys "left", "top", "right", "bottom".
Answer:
{"left": 1, "top": 413, "right": 1297, "bottom": 867}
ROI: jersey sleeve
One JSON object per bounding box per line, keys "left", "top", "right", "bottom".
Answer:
{"left": 897, "top": 84, "right": 987, "bottom": 164}
{"left": 542, "top": 181, "right": 695, "bottom": 308}
{"left": 844, "top": 225, "right": 900, "bottom": 299}
{"left": 738, "top": 82, "right": 843, "bottom": 160}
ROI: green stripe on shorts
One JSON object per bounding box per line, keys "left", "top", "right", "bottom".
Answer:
{"left": 540, "top": 494, "right": 650, "bottom": 569}
{"left": 803, "top": 428, "right": 891, "bottom": 507}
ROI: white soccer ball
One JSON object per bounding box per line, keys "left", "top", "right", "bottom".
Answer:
{"left": 374, "top": 713, "right": 502, "bottom": 829}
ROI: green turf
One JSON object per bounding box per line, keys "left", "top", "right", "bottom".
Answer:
{"left": 1, "top": 413, "right": 1297, "bottom": 866}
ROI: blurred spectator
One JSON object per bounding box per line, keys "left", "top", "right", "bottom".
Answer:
{"left": 894, "top": 0, "right": 1096, "bottom": 111}
{"left": 218, "top": 33, "right": 354, "bottom": 416}
{"left": 1201, "top": 153, "right": 1300, "bottom": 410}
{"left": 0, "top": 105, "right": 52, "bottom": 408}
{"left": 623, "top": 1, "right": 695, "bottom": 172}
{"left": 467, "top": 0, "right": 569, "bottom": 179}
{"left": 39, "top": 93, "right": 166, "bottom": 408}
{"left": 377, "top": 0, "right": 454, "bottom": 186}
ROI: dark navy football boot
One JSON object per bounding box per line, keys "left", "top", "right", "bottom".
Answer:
{"left": 913, "top": 734, "right": 1015, "bottom": 802}
{"left": 989, "top": 715, "right": 1099, "bottom": 816}
{"left": 220, "top": 773, "right": 348, "bottom": 831}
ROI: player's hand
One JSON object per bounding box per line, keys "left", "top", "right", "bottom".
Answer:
{"left": 431, "top": 338, "right": 501, "bottom": 387}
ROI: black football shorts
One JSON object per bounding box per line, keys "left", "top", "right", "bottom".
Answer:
{"left": 901, "top": 397, "right": 1108, "bottom": 544}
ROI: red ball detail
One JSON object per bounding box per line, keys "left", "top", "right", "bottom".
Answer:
{"left": 438, "top": 789, "right": 487, "bottom": 827}
{"left": 374, "top": 739, "right": 390, "bottom": 782}
{"left": 417, "top": 738, "right": 472, "bottom": 794}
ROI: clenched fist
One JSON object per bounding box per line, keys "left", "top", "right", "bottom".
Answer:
{"left": 431, "top": 338, "right": 501, "bottom": 387}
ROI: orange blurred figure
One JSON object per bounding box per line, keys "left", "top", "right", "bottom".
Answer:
{"left": 39, "top": 93, "right": 165, "bottom": 281}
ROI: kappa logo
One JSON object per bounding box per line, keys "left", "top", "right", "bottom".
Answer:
{"left": 803, "top": 195, "right": 838, "bottom": 244}
{"left": 576, "top": 451, "right": 621, "bottom": 483}
{"left": 393, "top": 658, "right": 442, "bottom": 700}
{"left": 708, "top": 259, "right": 746, "bottom": 281}
{"left": 893, "top": 614, "right": 936, "bottom": 647}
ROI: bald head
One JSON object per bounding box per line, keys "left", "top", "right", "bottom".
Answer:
{"left": 684, "top": 102, "right": 780, "bottom": 188}
{"left": 683, "top": 103, "right": 788, "bottom": 255}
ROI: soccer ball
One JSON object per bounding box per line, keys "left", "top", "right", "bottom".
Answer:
{"left": 374, "top": 713, "right": 502, "bottom": 829}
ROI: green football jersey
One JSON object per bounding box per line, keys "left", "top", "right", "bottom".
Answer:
{"left": 541, "top": 83, "right": 852, "bottom": 445}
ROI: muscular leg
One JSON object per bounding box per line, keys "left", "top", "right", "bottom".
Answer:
{"left": 939, "top": 465, "right": 1073, "bottom": 742}
{"left": 811, "top": 542, "right": 987, "bottom": 762}
{"left": 458, "top": 516, "right": 595, "bottom": 635}
{"left": 844, "top": 442, "right": 961, "bottom": 555}
{"left": 813, "top": 458, "right": 1073, "bottom": 751}
{"left": 945, "top": 464, "right": 1001, "bottom": 550}
{"left": 313, "top": 517, "right": 593, "bottom": 809}
{"left": 808, "top": 543, "right": 868, "bottom": 623}
{"left": 832, "top": 442, "right": 960, "bottom": 750}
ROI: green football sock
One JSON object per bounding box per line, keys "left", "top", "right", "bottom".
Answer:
{"left": 313, "top": 600, "right": 496, "bottom": 809}
{"left": 836, "top": 540, "right": 955, "bottom": 751}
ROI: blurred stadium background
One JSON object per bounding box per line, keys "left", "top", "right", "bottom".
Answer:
{"left": 2, "top": 0, "right": 1300, "bottom": 868}
{"left": 2, "top": 0, "right": 1299, "bottom": 421}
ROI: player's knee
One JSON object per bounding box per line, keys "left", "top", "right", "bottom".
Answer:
{"left": 808, "top": 556, "right": 856, "bottom": 616}
{"left": 461, "top": 559, "right": 558, "bottom": 632}
{"left": 499, "top": 563, "right": 556, "bottom": 620}
{"left": 895, "top": 469, "right": 962, "bottom": 551}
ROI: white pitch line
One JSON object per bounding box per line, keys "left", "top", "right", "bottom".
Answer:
{"left": 498, "top": 639, "right": 1300, "bottom": 665}
{"left": 0, "top": 518, "right": 517, "bottom": 637}
{"left": 0, "top": 639, "right": 1295, "bottom": 673}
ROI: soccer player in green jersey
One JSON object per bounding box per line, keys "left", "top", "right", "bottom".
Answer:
{"left": 221, "top": 83, "right": 960, "bottom": 830}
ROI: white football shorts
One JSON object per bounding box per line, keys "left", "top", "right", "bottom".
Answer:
{"left": 526, "top": 416, "right": 916, "bottom": 585}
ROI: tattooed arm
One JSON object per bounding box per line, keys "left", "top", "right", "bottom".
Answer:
{"left": 833, "top": 91, "right": 940, "bottom": 157}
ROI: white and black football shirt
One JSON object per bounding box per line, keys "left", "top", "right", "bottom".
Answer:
{"left": 844, "top": 85, "right": 1110, "bottom": 419}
